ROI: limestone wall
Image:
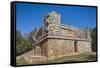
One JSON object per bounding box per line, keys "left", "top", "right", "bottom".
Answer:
{"left": 34, "top": 39, "right": 48, "bottom": 57}
{"left": 60, "top": 28, "right": 76, "bottom": 38}
{"left": 41, "top": 39, "right": 48, "bottom": 56}
{"left": 47, "top": 39, "right": 75, "bottom": 59}
{"left": 77, "top": 41, "right": 91, "bottom": 53}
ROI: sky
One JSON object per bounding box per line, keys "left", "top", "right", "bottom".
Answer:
{"left": 16, "top": 3, "right": 97, "bottom": 35}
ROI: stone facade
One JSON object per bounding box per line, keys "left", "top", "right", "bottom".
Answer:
{"left": 33, "top": 11, "right": 92, "bottom": 60}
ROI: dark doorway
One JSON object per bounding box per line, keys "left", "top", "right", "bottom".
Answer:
{"left": 74, "top": 41, "right": 78, "bottom": 52}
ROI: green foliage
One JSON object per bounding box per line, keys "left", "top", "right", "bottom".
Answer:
{"left": 16, "top": 30, "right": 23, "bottom": 56}
{"left": 90, "top": 27, "right": 97, "bottom": 52}
{"left": 16, "top": 29, "right": 37, "bottom": 56}
{"left": 27, "top": 28, "right": 38, "bottom": 47}
{"left": 16, "top": 30, "right": 23, "bottom": 45}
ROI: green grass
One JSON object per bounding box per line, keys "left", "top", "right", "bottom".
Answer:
{"left": 16, "top": 57, "right": 29, "bottom": 65}
{"left": 16, "top": 52, "right": 96, "bottom": 65}
{"left": 35, "top": 52, "right": 96, "bottom": 64}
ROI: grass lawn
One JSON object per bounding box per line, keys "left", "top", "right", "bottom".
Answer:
{"left": 16, "top": 57, "right": 29, "bottom": 65}
{"left": 16, "top": 52, "right": 97, "bottom": 65}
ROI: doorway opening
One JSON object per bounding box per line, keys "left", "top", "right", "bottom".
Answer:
{"left": 74, "top": 41, "right": 78, "bottom": 52}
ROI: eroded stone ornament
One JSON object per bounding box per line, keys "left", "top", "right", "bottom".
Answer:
{"left": 44, "top": 11, "right": 61, "bottom": 35}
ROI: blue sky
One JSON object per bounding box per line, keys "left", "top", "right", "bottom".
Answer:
{"left": 16, "top": 3, "right": 97, "bottom": 35}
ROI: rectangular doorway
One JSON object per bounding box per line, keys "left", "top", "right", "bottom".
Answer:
{"left": 74, "top": 41, "right": 78, "bottom": 52}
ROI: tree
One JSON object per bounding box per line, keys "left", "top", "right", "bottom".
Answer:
{"left": 27, "top": 28, "right": 38, "bottom": 46}
{"left": 16, "top": 30, "right": 24, "bottom": 56}
{"left": 16, "top": 28, "right": 38, "bottom": 56}
{"left": 16, "top": 30, "right": 23, "bottom": 45}
{"left": 90, "top": 27, "right": 97, "bottom": 52}
{"left": 16, "top": 30, "right": 30, "bottom": 56}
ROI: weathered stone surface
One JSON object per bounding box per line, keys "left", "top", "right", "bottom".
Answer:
{"left": 17, "top": 11, "right": 92, "bottom": 63}
{"left": 32, "top": 11, "right": 92, "bottom": 60}
{"left": 77, "top": 41, "right": 91, "bottom": 53}
{"left": 47, "top": 39, "right": 75, "bottom": 59}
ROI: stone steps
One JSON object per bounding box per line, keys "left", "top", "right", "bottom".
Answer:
{"left": 16, "top": 50, "right": 47, "bottom": 64}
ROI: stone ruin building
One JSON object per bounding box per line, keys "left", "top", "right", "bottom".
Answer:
{"left": 17, "top": 11, "right": 92, "bottom": 63}
{"left": 32, "top": 11, "right": 92, "bottom": 60}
